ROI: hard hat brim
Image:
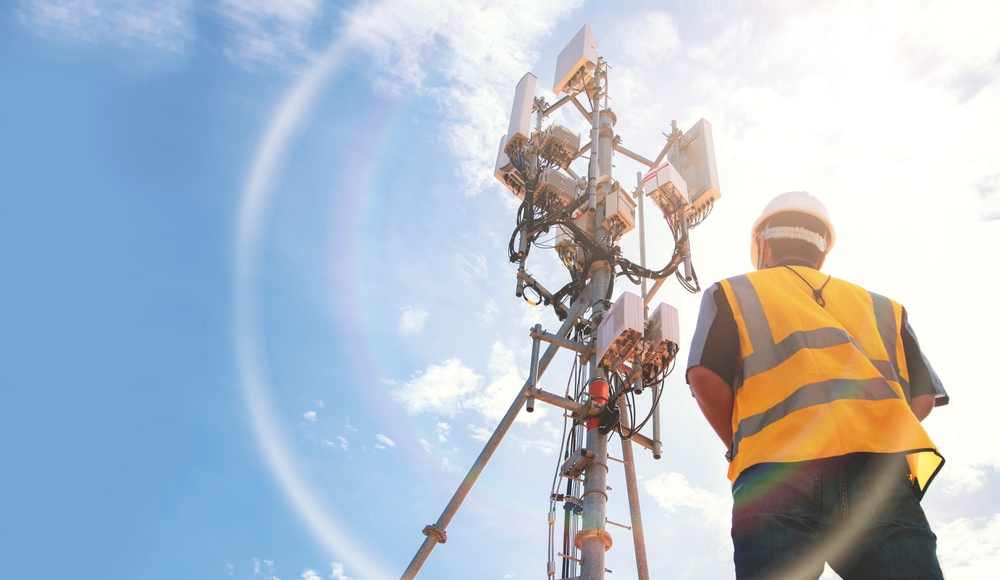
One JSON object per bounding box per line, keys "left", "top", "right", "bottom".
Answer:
{"left": 749, "top": 192, "right": 836, "bottom": 269}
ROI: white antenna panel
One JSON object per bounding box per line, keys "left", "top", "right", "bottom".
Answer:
{"left": 504, "top": 73, "right": 537, "bottom": 154}
{"left": 537, "top": 124, "right": 581, "bottom": 169}
{"left": 644, "top": 302, "right": 680, "bottom": 370}
{"left": 553, "top": 24, "right": 599, "bottom": 94}
{"left": 603, "top": 185, "right": 637, "bottom": 235}
{"left": 643, "top": 161, "right": 689, "bottom": 217}
{"left": 494, "top": 135, "right": 525, "bottom": 199}
{"left": 536, "top": 168, "right": 578, "bottom": 207}
{"left": 597, "top": 291, "right": 644, "bottom": 368}
{"left": 667, "top": 118, "right": 721, "bottom": 218}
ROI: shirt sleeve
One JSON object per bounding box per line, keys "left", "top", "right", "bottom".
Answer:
{"left": 901, "top": 308, "right": 949, "bottom": 406}
{"left": 686, "top": 282, "right": 740, "bottom": 388}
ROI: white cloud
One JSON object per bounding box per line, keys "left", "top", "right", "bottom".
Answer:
{"left": 977, "top": 172, "right": 1000, "bottom": 220}
{"left": 392, "top": 358, "right": 482, "bottom": 416}
{"left": 336, "top": 436, "right": 348, "bottom": 451}
{"left": 302, "top": 411, "right": 317, "bottom": 422}
{"left": 375, "top": 434, "right": 395, "bottom": 448}
{"left": 468, "top": 424, "right": 492, "bottom": 442}
{"left": 517, "top": 294, "right": 560, "bottom": 330}
{"left": 644, "top": 472, "right": 729, "bottom": 519}
{"left": 395, "top": 342, "right": 543, "bottom": 428}
{"left": 315, "top": 399, "right": 324, "bottom": 408}
{"left": 435, "top": 422, "right": 451, "bottom": 442}
{"left": 939, "top": 463, "right": 994, "bottom": 496}
{"left": 507, "top": 420, "right": 562, "bottom": 455}
{"left": 344, "top": 0, "right": 584, "bottom": 194}
{"left": 467, "top": 341, "right": 541, "bottom": 425}
{"left": 252, "top": 558, "right": 279, "bottom": 580}
{"left": 322, "top": 439, "right": 333, "bottom": 447}
{"left": 937, "top": 514, "right": 1000, "bottom": 579}
{"left": 330, "top": 563, "right": 354, "bottom": 580}
{"left": 413, "top": 437, "right": 460, "bottom": 471}
{"left": 18, "top": 0, "right": 192, "bottom": 52}
{"left": 455, "top": 252, "right": 488, "bottom": 280}
{"left": 477, "top": 299, "right": 500, "bottom": 326}
{"left": 606, "top": 11, "right": 685, "bottom": 141}
{"left": 398, "top": 306, "right": 429, "bottom": 335}
{"left": 615, "top": 11, "right": 681, "bottom": 67}
{"left": 643, "top": 472, "right": 733, "bottom": 570}
{"left": 301, "top": 570, "right": 322, "bottom": 580}
{"left": 344, "top": 418, "right": 357, "bottom": 432}
{"left": 215, "top": 0, "right": 321, "bottom": 70}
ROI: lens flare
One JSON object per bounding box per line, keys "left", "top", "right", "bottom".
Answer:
{"left": 234, "top": 35, "right": 393, "bottom": 580}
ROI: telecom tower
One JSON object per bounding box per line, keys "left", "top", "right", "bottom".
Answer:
{"left": 401, "top": 24, "right": 720, "bottom": 580}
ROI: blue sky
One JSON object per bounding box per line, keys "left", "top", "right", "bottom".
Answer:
{"left": 2, "top": 1, "right": 1000, "bottom": 579}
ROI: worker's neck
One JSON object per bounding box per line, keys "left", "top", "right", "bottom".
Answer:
{"left": 769, "top": 258, "right": 817, "bottom": 269}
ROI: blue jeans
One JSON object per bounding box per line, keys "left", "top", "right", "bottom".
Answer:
{"left": 731, "top": 453, "right": 943, "bottom": 580}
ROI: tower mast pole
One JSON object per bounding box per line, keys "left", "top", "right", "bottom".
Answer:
{"left": 579, "top": 62, "right": 615, "bottom": 580}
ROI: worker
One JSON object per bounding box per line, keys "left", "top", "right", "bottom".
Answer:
{"left": 686, "top": 192, "right": 948, "bottom": 579}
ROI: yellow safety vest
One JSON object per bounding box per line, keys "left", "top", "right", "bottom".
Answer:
{"left": 719, "top": 266, "right": 943, "bottom": 497}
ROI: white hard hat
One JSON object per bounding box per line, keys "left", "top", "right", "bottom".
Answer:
{"left": 750, "top": 191, "right": 836, "bottom": 269}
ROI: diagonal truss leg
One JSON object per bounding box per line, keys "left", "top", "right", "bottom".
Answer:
{"left": 400, "top": 285, "right": 592, "bottom": 580}
{"left": 618, "top": 395, "right": 651, "bottom": 580}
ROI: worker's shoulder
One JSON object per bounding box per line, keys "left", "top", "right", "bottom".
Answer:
{"left": 826, "top": 275, "right": 904, "bottom": 308}
{"left": 720, "top": 269, "right": 902, "bottom": 305}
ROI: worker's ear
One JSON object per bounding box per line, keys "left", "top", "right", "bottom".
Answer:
{"left": 756, "top": 235, "right": 770, "bottom": 269}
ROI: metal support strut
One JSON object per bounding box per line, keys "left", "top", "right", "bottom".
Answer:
{"left": 619, "top": 392, "right": 650, "bottom": 580}
{"left": 399, "top": 285, "right": 593, "bottom": 580}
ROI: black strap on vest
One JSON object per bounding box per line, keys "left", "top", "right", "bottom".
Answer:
{"left": 783, "top": 266, "right": 832, "bottom": 307}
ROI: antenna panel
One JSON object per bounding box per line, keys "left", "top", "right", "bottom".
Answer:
{"left": 644, "top": 302, "right": 680, "bottom": 371}
{"left": 597, "top": 292, "right": 643, "bottom": 368}
{"left": 603, "top": 185, "right": 637, "bottom": 235}
{"left": 536, "top": 124, "right": 581, "bottom": 169}
{"left": 536, "top": 168, "right": 578, "bottom": 207}
{"left": 667, "top": 119, "right": 721, "bottom": 220}
{"left": 553, "top": 24, "right": 599, "bottom": 94}
{"left": 643, "top": 161, "right": 689, "bottom": 218}
{"left": 494, "top": 135, "right": 525, "bottom": 199}
{"left": 505, "top": 73, "right": 537, "bottom": 154}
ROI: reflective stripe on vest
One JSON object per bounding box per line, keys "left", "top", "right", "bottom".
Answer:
{"left": 731, "top": 377, "right": 899, "bottom": 459}
{"left": 870, "top": 292, "right": 911, "bottom": 399}
{"left": 730, "top": 275, "right": 903, "bottom": 390}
